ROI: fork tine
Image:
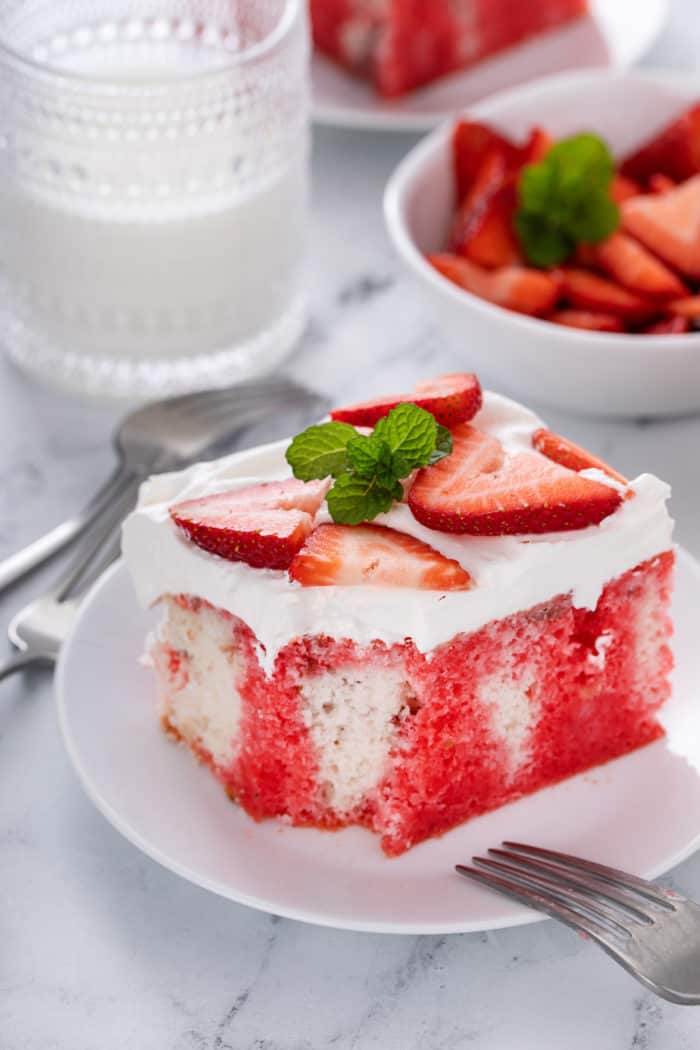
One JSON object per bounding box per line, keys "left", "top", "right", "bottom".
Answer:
{"left": 71, "top": 526, "right": 123, "bottom": 598}
{"left": 471, "top": 857, "right": 634, "bottom": 938}
{"left": 455, "top": 864, "right": 614, "bottom": 945}
{"left": 54, "top": 480, "right": 137, "bottom": 601}
{"left": 488, "top": 849, "right": 655, "bottom": 925}
{"left": 502, "top": 843, "right": 675, "bottom": 909}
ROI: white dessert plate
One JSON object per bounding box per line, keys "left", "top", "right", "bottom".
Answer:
{"left": 312, "top": 0, "right": 669, "bottom": 132}
{"left": 57, "top": 549, "right": 700, "bottom": 935}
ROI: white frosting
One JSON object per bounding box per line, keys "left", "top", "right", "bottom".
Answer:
{"left": 122, "top": 392, "right": 674, "bottom": 673}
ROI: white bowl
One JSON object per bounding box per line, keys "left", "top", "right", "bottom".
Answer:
{"left": 384, "top": 69, "right": 700, "bottom": 419}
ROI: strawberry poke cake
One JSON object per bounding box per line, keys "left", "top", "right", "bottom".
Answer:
{"left": 122, "top": 374, "right": 674, "bottom": 857}
{"left": 310, "top": 0, "right": 588, "bottom": 98}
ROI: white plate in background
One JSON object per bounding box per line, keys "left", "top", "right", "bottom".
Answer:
{"left": 312, "top": 0, "right": 670, "bottom": 131}
{"left": 56, "top": 550, "right": 700, "bottom": 934}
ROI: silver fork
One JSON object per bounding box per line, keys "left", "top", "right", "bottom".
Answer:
{"left": 0, "top": 377, "right": 325, "bottom": 593}
{"left": 457, "top": 842, "right": 700, "bottom": 1005}
{"left": 0, "top": 482, "right": 134, "bottom": 682}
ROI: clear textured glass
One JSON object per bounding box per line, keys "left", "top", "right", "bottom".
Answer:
{"left": 0, "top": 0, "right": 309, "bottom": 397}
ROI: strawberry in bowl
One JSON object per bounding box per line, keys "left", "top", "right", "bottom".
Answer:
{"left": 384, "top": 70, "right": 700, "bottom": 417}
{"left": 427, "top": 111, "right": 700, "bottom": 335}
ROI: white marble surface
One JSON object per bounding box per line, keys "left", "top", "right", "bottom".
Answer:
{"left": 3, "top": 4, "right": 700, "bottom": 1047}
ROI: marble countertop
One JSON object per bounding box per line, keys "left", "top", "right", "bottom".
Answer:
{"left": 2, "top": 4, "right": 700, "bottom": 1047}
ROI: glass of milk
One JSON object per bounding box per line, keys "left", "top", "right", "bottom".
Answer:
{"left": 0, "top": 0, "right": 309, "bottom": 397}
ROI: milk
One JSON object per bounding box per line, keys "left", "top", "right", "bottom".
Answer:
{"left": 0, "top": 8, "right": 309, "bottom": 393}
{"left": 0, "top": 160, "right": 307, "bottom": 361}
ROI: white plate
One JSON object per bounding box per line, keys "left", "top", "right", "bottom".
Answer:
{"left": 57, "top": 549, "right": 700, "bottom": 935}
{"left": 312, "top": 0, "right": 670, "bottom": 131}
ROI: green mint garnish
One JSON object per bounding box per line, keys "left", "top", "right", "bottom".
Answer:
{"left": 326, "top": 474, "right": 403, "bottom": 526}
{"left": 285, "top": 420, "right": 357, "bottom": 481}
{"left": 285, "top": 403, "right": 453, "bottom": 525}
{"left": 515, "top": 133, "right": 620, "bottom": 268}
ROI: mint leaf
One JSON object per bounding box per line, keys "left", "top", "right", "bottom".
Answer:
{"left": 516, "top": 132, "right": 620, "bottom": 267}
{"left": 566, "top": 190, "right": 619, "bottom": 243}
{"left": 286, "top": 421, "right": 357, "bottom": 481}
{"left": 346, "top": 433, "right": 394, "bottom": 483}
{"left": 286, "top": 403, "right": 455, "bottom": 527}
{"left": 429, "top": 425, "right": 454, "bottom": 465}
{"left": 514, "top": 212, "right": 574, "bottom": 268}
{"left": 551, "top": 133, "right": 614, "bottom": 188}
{"left": 518, "top": 162, "right": 554, "bottom": 213}
{"left": 374, "top": 403, "right": 438, "bottom": 477}
{"left": 326, "top": 473, "right": 403, "bottom": 525}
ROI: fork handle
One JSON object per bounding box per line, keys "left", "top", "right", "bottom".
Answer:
{"left": 0, "top": 462, "right": 142, "bottom": 595}
{"left": 0, "top": 650, "right": 54, "bottom": 683}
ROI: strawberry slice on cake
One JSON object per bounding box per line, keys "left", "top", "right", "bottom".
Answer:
{"left": 289, "top": 523, "right": 472, "bottom": 590}
{"left": 408, "top": 424, "right": 623, "bottom": 535}
{"left": 532, "top": 428, "right": 628, "bottom": 485}
{"left": 170, "top": 478, "right": 329, "bottom": 570}
{"left": 330, "top": 372, "right": 482, "bottom": 428}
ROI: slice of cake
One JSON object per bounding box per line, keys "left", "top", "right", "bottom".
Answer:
{"left": 310, "top": 0, "right": 589, "bottom": 98}
{"left": 122, "top": 374, "right": 674, "bottom": 857}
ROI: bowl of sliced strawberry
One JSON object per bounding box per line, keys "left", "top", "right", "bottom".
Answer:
{"left": 384, "top": 69, "right": 700, "bottom": 418}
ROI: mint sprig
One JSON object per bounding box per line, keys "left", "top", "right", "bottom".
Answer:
{"left": 327, "top": 474, "right": 404, "bottom": 526}
{"left": 285, "top": 421, "right": 357, "bottom": 481}
{"left": 285, "top": 403, "right": 453, "bottom": 525}
{"left": 515, "top": 133, "right": 620, "bottom": 268}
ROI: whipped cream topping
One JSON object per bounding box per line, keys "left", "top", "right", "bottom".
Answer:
{"left": 122, "top": 393, "right": 674, "bottom": 672}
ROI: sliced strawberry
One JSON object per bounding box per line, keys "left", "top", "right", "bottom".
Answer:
{"left": 622, "top": 174, "right": 700, "bottom": 280}
{"left": 453, "top": 120, "right": 521, "bottom": 200}
{"left": 621, "top": 103, "right": 700, "bottom": 183}
{"left": 330, "top": 372, "right": 482, "bottom": 428}
{"left": 408, "top": 424, "right": 622, "bottom": 536}
{"left": 559, "top": 268, "right": 658, "bottom": 322}
{"left": 461, "top": 146, "right": 511, "bottom": 203}
{"left": 532, "top": 428, "right": 628, "bottom": 485}
{"left": 643, "top": 315, "right": 690, "bottom": 334}
{"left": 289, "top": 524, "right": 472, "bottom": 590}
{"left": 170, "top": 479, "right": 329, "bottom": 571}
{"left": 521, "top": 126, "right": 553, "bottom": 164}
{"left": 611, "top": 174, "right": 642, "bottom": 204}
{"left": 452, "top": 184, "right": 520, "bottom": 268}
{"left": 648, "top": 173, "right": 676, "bottom": 194}
{"left": 669, "top": 295, "right": 700, "bottom": 319}
{"left": 547, "top": 309, "right": 624, "bottom": 333}
{"left": 451, "top": 150, "right": 520, "bottom": 268}
{"left": 587, "top": 232, "right": 689, "bottom": 300}
{"left": 429, "top": 254, "right": 561, "bottom": 317}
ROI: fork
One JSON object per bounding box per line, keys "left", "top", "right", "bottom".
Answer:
{"left": 0, "top": 480, "right": 134, "bottom": 682}
{"left": 457, "top": 842, "right": 700, "bottom": 1005}
{"left": 0, "top": 377, "right": 325, "bottom": 594}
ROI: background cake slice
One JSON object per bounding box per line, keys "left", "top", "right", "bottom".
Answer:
{"left": 310, "top": 0, "right": 589, "bottom": 97}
